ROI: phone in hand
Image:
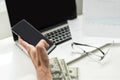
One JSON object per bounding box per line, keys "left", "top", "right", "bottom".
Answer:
{"left": 12, "top": 19, "right": 56, "bottom": 54}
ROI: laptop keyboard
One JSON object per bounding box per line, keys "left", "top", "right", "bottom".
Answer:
{"left": 44, "top": 26, "right": 72, "bottom": 45}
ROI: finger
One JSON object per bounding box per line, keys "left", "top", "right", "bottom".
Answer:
{"left": 18, "top": 37, "right": 34, "bottom": 53}
{"left": 29, "top": 48, "right": 38, "bottom": 68}
{"left": 36, "top": 41, "right": 49, "bottom": 68}
{"left": 49, "top": 39, "right": 54, "bottom": 43}
{"left": 37, "top": 46, "right": 49, "bottom": 68}
{"left": 37, "top": 39, "right": 49, "bottom": 49}
{"left": 18, "top": 37, "right": 38, "bottom": 68}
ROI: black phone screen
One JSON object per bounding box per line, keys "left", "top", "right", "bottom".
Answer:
{"left": 12, "top": 19, "right": 56, "bottom": 54}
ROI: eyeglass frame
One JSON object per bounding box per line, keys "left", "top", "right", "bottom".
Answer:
{"left": 71, "top": 42, "right": 113, "bottom": 62}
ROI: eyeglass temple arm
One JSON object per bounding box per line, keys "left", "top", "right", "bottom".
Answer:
{"left": 72, "top": 42, "right": 106, "bottom": 55}
{"left": 88, "top": 43, "right": 113, "bottom": 55}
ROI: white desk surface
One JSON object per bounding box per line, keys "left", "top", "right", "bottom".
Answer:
{"left": 1, "top": 15, "right": 120, "bottom": 80}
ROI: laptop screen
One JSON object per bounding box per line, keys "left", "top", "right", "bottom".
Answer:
{"left": 5, "top": 0, "right": 77, "bottom": 41}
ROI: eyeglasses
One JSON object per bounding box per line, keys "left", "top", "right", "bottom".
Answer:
{"left": 71, "top": 42, "right": 114, "bottom": 63}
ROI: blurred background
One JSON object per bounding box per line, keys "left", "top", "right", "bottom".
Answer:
{"left": 1, "top": 0, "right": 120, "bottom": 40}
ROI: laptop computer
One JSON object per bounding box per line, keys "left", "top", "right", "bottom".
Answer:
{"left": 5, "top": 0, "right": 77, "bottom": 46}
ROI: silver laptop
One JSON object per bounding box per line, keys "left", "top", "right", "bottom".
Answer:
{"left": 5, "top": 0, "right": 77, "bottom": 45}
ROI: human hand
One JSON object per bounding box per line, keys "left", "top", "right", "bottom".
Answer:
{"left": 18, "top": 38, "right": 53, "bottom": 80}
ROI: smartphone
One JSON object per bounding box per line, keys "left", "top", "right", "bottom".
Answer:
{"left": 12, "top": 19, "right": 56, "bottom": 54}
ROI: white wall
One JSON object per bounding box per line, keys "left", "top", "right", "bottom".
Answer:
{"left": 0, "top": 0, "right": 3, "bottom": 2}
{"left": 82, "top": 0, "right": 120, "bottom": 38}
{"left": 0, "top": 1, "right": 12, "bottom": 40}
